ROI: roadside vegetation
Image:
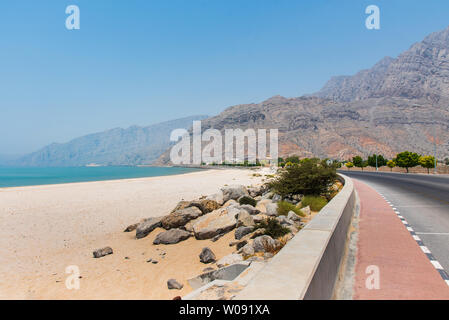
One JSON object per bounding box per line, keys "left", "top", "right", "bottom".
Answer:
{"left": 340, "top": 151, "right": 439, "bottom": 174}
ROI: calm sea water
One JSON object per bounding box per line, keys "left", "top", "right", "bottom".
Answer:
{"left": 0, "top": 166, "right": 202, "bottom": 188}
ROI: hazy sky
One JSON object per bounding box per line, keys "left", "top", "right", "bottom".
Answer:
{"left": 1, "top": 0, "right": 449, "bottom": 154}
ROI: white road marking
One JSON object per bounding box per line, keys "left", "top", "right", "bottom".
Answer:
{"left": 415, "top": 232, "right": 449, "bottom": 236}
{"left": 420, "top": 246, "right": 431, "bottom": 254}
{"left": 431, "top": 260, "right": 444, "bottom": 270}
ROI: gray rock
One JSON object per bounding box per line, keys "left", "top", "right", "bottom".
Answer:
{"left": 248, "top": 185, "right": 266, "bottom": 197}
{"left": 124, "top": 222, "right": 140, "bottom": 232}
{"left": 266, "top": 203, "right": 278, "bottom": 216}
{"left": 136, "top": 216, "right": 164, "bottom": 239}
{"left": 235, "top": 226, "right": 253, "bottom": 240}
{"left": 153, "top": 228, "right": 191, "bottom": 245}
{"left": 161, "top": 206, "right": 203, "bottom": 229}
{"left": 222, "top": 199, "right": 239, "bottom": 208}
{"left": 199, "top": 247, "right": 216, "bottom": 264}
{"left": 253, "top": 235, "right": 282, "bottom": 253}
{"left": 193, "top": 207, "right": 238, "bottom": 240}
{"left": 236, "top": 240, "right": 248, "bottom": 250}
{"left": 239, "top": 204, "right": 260, "bottom": 215}
{"left": 287, "top": 211, "right": 302, "bottom": 222}
{"left": 239, "top": 243, "right": 255, "bottom": 256}
{"left": 167, "top": 279, "right": 183, "bottom": 290}
{"left": 93, "top": 247, "right": 113, "bottom": 258}
{"left": 190, "top": 199, "right": 221, "bottom": 214}
{"left": 236, "top": 210, "right": 255, "bottom": 228}
{"left": 253, "top": 214, "right": 268, "bottom": 224}
{"left": 272, "top": 194, "right": 282, "bottom": 202}
{"left": 221, "top": 185, "right": 249, "bottom": 202}
{"left": 216, "top": 253, "right": 243, "bottom": 268}
{"left": 276, "top": 215, "right": 295, "bottom": 226}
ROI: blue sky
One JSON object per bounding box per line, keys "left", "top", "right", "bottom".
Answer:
{"left": 1, "top": 0, "right": 449, "bottom": 154}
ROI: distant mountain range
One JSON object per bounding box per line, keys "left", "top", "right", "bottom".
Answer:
{"left": 9, "top": 115, "right": 207, "bottom": 167}
{"left": 7, "top": 26, "right": 449, "bottom": 167}
{"left": 158, "top": 26, "right": 449, "bottom": 163}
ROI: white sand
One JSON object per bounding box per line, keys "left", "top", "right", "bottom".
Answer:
{"left": 0, "top": 168, "right": 264, "bottom": 299}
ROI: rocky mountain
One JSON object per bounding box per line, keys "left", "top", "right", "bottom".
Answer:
{"left": 12, "top": 115, "right": 207, "bottom": 167}
{"left": 315, "top": 26, "right": 449, "bottom": 103}
{"left": 160, "top": 26, "right": 449, "bottom": 162}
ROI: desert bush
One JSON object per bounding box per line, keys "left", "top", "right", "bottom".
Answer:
{"left": 254, "top": 218, "right": 290, "bottom": 239}
{"left": 238, "top": 196, "right": 257, "bottom": 207}
{"left": 268, "top": 158, "right": 337, "bottom": 197}
{"left": 300, "top": 195, "right": 328, "bottom": 211}
{"left": 277, "top": 201, "right": 304, "bottom": 217}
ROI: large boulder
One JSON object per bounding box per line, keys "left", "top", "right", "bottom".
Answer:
{"left": 161, "top": 206, "right": 203, "bottom": 229}
{"left": 153, "top": 228, "right": 191, "bottom": 245}
{"left": 253, "top": 235, "right": 282, "bottom": 253}
{"left": 199, "top": 247, "right": 216, "bottom": 264}
{"left": 222, "top": 199, "right": 239, "bottom": 208}
{"left": 206, "top": 191, "right": 224, "bottom": 205}
{"left": 221, "top": 185, "right": 249, "bottom": 203}
{"left": 266, "top": 203, "right": 278, "bottom": 216}
{"left": 192, "top": 199, "right": 221, "bottom": 214}
{"left": 236, "top": 210, "right": 255, "bottom": 228}
{"left": 136, "top": 216, "right": 164, "bottom": 239}
{"left": 193, "top": 207, "right": 239, "bottom": 240}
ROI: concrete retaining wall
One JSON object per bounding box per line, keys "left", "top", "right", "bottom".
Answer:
{"left": 235, "top": 174, "right": 356, "bottom": 300}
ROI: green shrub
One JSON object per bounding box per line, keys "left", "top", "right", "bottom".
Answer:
{"left": 268, "top": 158, "right": 337, "bottom": 197}
{"left": 239, "top": 196, "right": 257, "bottom": 207}
{"left": 300, "top": 195, "right": 328, "bottom": 211}
{"left": 277, "top": 201, "right": 305, "bottom": 217}
{"left": 254, "top": 218, "right": 290, "bottom": 239}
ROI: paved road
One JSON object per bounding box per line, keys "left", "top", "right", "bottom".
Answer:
{"left": 340, "top": 171, "right": 449, "bottom": 275}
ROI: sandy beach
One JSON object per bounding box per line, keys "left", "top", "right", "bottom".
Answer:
{"left": 0, "top": 168, "right": 264, "bottom": 299}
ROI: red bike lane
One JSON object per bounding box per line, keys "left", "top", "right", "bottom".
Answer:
{"left": 352, "top": 179, "right": 449, "bottom": 299}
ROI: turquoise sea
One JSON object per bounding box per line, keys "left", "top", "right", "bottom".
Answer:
{"left": 0, "top": 166, "right": 202, "bottom": 188}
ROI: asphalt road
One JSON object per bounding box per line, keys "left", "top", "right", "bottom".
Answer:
{"left": 340, "top": 170, "right": 449, "bottom": 274}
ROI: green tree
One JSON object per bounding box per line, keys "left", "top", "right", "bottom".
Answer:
{"left": 395, "top": 151, "right": 420, "bottom": 173}
{"left": 268, "top": 158, "right": 337, "bottom": 196}
{"left": 285, "top": 155, "right": 300, "bottom": 164}
{"left": 419, "top": 155, "right": 436, "bottom": 174}
{"left": 345, "top": 162, "right": 354, "bottom": 170}
{"left": 352, "top": 156, "right": 368, "bottom": 171}
{"left": 387, "top": 160, "right": 396, "bottom": 172}
{"left": 444, "top": 158, "right": 449, "bottom": 166}
{"left": 367, "top": 154, "right": 387, "bottom": 168}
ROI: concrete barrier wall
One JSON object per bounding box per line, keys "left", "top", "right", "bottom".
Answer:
{"left": 235, "top": 174, "right": 355, "bottom": 300}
